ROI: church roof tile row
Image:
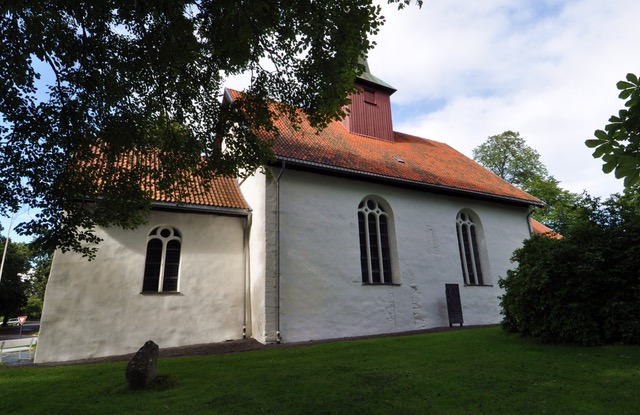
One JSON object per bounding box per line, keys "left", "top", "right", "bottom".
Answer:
{"left": 227, "top": 88, "right": 542, "bottom": 206}
{"left": 85, "top": 148, "right": 249, "bottom": 211}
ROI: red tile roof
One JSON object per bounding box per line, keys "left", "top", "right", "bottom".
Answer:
{"left": 227, "top": 89, "right": 542, "bottom": 206}
{"left": 85, "top": 147, "right": 249, "bottom": 211}
{"left": 530, "top": 218, "right": 563, "bottom": 239}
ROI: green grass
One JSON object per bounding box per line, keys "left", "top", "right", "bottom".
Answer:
{"left": 2, "top": 327, "right": 639, "bottom": 414}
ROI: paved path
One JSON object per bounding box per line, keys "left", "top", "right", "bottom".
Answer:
{"left": 0, "top": 322, "right": 40, "bottom": 366}
{"left": 0, "top": 322, "right": 40, "bottom": 340}
{"left": 0, "top": 347, "right": 36, "bottom": 365}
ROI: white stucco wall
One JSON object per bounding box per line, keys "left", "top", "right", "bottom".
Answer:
{"left": 239, "top": 172, "right": 269, "bottom": 343}
{"left": 275, "top": 169, "right": 531, "bottom": 343}
{"left": 36, "top": 210, "right": 246, "bottom": 363}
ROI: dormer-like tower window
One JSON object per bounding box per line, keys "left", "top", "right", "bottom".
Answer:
{"left": 363, "top": 88, "right": 376, "bottom": 105}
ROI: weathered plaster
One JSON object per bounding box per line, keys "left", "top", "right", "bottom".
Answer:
{"left": 39, "top": 165, "right": 533, "bottom": 362}
{"left": 36, "top": 210, "right": 246, "bottom": 363}
{"left": 239, "top": 170, "right": 281, "bottom": 344}
{"left": 275, "top": 169, "right": 530, "bottom": 342}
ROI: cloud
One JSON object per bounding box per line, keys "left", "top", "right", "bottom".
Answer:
{"left": 368, "top": 0, "right": 640, "bottom": 197}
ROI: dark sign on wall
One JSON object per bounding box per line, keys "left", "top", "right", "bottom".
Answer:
{"left": 445, "top": 283, "right": 464, "bottom": 327}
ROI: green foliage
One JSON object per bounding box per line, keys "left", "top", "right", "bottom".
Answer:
{"left": 587, "top": 73, "right": 640, "bottom": 187}
{"left": 23, "top": 251, "right": 52, "bottom": 319}
{"left": 0, "top": 1, "right": 421, "bottom": 257}
{"left": 0, "top": 238, "right": 31, "bottom": 324}
{"left": 2, "top": 328, "right": 640, "bottom": 414}
{"left": 472, "top": 131, "right": 580, "bottom": 228}
{"left": 525, "top": 175, "right": 581, "bottom": 226}
{"left": 472, "top": 131, "right": 547, "bottom": 187}
{"left": 500, "top": 190, "right": 640, "bottom": 345}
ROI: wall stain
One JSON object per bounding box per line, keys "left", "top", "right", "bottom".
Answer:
{"left": 425, "top": 225, "right": 439, "bottom": 256}
{"left": 408, "top": 269, "right": 427, "bottom": 329}
{"left": 385, "top": 286, "right": 397, "bottom": 329}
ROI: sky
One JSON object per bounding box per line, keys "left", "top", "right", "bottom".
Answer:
{"left": 2, "top": 0, "right": 639, "bottom": 242}
{"left": 367, "top": 0, "right": 639, "bottom": 198}
{"left": 234, "top": 0, "right": 639, "bottom": 199}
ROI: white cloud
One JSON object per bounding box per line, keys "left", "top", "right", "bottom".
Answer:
{"left": 367, "top": 0, "right": 640, "bottom": 197}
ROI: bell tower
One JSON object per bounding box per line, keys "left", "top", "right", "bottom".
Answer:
{"left": 341, "top": 60, "right": 396, "bottom": 142}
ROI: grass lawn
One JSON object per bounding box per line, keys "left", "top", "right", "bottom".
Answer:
{"left": 1, "top": 327, "right": 639, "bottom": 414}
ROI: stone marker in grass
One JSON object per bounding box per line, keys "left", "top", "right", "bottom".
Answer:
{"left": 125, "top": 340, "right": 159, "bottom": 390}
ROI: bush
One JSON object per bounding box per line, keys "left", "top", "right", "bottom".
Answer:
{"left": 499, "top": 191, "right": 640, "bottom": 345}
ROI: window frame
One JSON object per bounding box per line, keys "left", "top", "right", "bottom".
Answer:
{"left": 142, "top": 226, "right": 182, "bottom": 293}
{"left": 358, "top": 197, "right": 397, "bottom": 285}
{"left": 363, "top": 87, "right": 377, "bottom": 105}
{"left": 455, "top": 210, "right": 489, "bottom": 286}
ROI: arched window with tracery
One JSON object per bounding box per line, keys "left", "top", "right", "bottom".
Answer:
{"left": 358, "top": 197, "right": 394, "bottom": 284}
{"left": 456, "top": 210, "right": 486, "bottom": 286}
{"left": 142, "top": 226, "right": 182, "bottom": 292}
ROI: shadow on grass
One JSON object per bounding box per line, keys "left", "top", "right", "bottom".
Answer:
{"left": 108, "top": 374, "right": 179, "bottom": 395}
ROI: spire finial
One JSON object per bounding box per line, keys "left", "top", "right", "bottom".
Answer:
{"left": 356, "top": 57, "right": 396, "bottom": 94}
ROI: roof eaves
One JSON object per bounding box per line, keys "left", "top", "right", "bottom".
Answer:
{"left": 151, "top": 201, "right": 250, "bottom": 217}
{"left": 356, "top": 77, "right": 397, "bottom": 95}
{"left": 276, "top": 156, "right": 544, "bottom": 207}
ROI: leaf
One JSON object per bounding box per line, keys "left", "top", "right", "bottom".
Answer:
{"left": 585, "top": 139, "right": 603, "bottom": 148}
{"left": 626, "top": 73, "right": 639, "bottom": 84}
{"left": 619, "top": 89, "right": 634, "bottom": 100}
{"left": 592, "top": 147, "right": 605, "bottom": 158}
{"left": 613, "top": 156, "right": 638, "bottom": 179}
{"left": 624, "top": 170, "right": 640, "bottom": 187}
{"left": 617, "top": 81, "right": 634, "bottom": 90}
{"left": 603, "top": 160, "right": 617, "bottom": 174}
{"left": 593, "top": 130, "right": 609, "bottom": 141}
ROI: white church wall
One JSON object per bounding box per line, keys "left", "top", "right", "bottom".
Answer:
{"left": 239, "top": 172, "right": 269, "bottom": 343}
{"left": 36, "top": 210, "right": 246, "bottom": 363}
{"left": 276, "top": 169, "right": 531, "bottom": 342}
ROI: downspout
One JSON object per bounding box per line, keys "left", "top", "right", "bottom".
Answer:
{"left": 526, "top": 206, "right": 535, "bottom": 236}
{"left": 242, "top": 210, "right": 253, "bottom": 339}
{"left": 275, "top": 161, "right": 286, "bottom": 344}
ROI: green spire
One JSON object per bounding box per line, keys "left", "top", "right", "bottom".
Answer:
{"left": 357, "top": 57, "right": 396, "bottom": 94}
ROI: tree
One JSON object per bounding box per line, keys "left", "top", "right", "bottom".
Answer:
{"left": 0, "top": 1, "right": 422, "bottom": 258}
{"left": 24, "top": 250, "right": 52, "bottom": 319}
{"left": 0, "top": 234, "right": 31, "bottom": 325}
{"left": 472, "top": 131, "right": 548, "bottom": 188}
{"left": 586, "top": 73, "right": 640, "bottom": 188}
{"left": 499, "top": 189, "right": 640, "bottom": 345}
{"left": 472, "top": 131, "right": 579, "bottom": 227}
{"left": 524, "top": 175, "right": 581, "bottom": 229}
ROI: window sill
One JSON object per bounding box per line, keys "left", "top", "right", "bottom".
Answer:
{"left": 362, "top": 283, "right": 401, "bottom": 287}
{"left": 140, "top": 291, "right": 183, "bottom": 296}
{"left": 463, "top": 284, "right": 493, "bottom": 287}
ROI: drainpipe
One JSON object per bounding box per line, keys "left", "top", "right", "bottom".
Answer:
{"left": 242, "top": 210, "right": 253, "bottom": 339}
{"left": 526, "top": 206, "right": 535, "bottom": 236}
{"left": 274, "top": 161, "right": 286, "bottom": 344}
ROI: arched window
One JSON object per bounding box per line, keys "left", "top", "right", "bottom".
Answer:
{"left": 142, "top": 226, "right": 182, "bottom": 292}
{"left": 358, "top": 198, "right": 394, "bottom": 284}
{"left": 456, "top": 211, "right": 485, "bottom": 286}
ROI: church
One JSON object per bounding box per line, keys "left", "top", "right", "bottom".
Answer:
{"left": 35, "top": 63, "right": 543, "bottom": 363}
